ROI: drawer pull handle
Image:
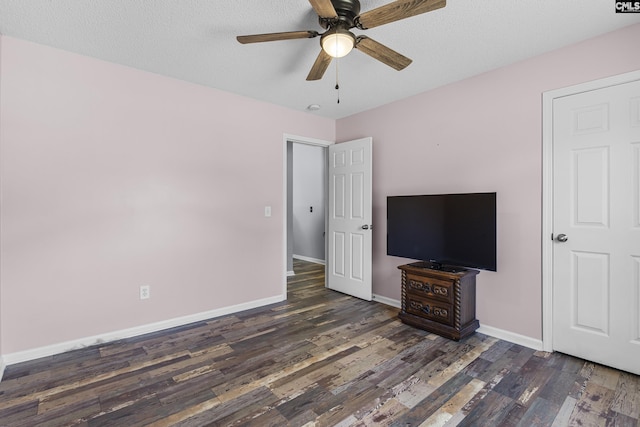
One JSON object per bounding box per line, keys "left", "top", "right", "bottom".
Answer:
{"left": 408, "top": 280, "right": 431, "bottom": 293}
{"left": 409, "top": 301, "right": 448, "bottom": 319}
{"left": 409, "top": 301, "right": 428, "bottom": 314}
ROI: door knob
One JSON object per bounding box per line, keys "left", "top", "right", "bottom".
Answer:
{"left": 362, "top": 225, "right": 369, "bottom": 230}
{"left": 556, "top": 233, "right": 568, "bottom": 242}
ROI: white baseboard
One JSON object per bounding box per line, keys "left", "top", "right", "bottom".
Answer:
{"left": 477, "top": 324, "right": 544, "bottom": 351}
{"left": 286, "top": 270, "right": 295, "bottom": 277}
{"left": 0, "top": 356, "right": 6, "bottom": 382}
{"left": 293, "top": 255, "right": 326, "bottom": 265}
{"left": 372, "top": 294, "right": 401, "bottom": 308}
{"left": 1, "top": 294, "right": 285, "bottom": 368}
{"left": 369, "top": 295, "right": 543, "bottom": 351}
{"left": 0, "top": 292, "right": 543, "bottom": 383}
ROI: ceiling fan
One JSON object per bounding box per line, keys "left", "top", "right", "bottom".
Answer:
{"left": 237, "top": 0, "right": 446, "bottom": 81}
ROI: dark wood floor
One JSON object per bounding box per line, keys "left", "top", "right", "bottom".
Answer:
{"left": 0, "top": 260, "right": 638, "bottom": 426}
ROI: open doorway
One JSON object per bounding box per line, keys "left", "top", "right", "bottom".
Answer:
{"left": 284, "top": 135, "right": 331, "bottom": 282}
{"left": 283, "top": 135, "right": 374, "bottom": 301}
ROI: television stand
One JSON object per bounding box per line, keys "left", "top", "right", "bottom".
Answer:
{"left": 398, "top": 263, "right": 479, "bottom": 340}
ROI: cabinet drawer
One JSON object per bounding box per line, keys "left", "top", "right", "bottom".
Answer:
{"left": 406, "top": 274, "right": 454, "bottom": 303}
{"left": 405, "top": 294, "right": 453, "bottom": 326}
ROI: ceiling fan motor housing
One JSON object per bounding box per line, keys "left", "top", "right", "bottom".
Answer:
{"left": 319, "top": 0, "right": 361, "bottom": 29}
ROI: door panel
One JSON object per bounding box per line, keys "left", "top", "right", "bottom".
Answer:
{"left": 571, "top": 147, "right": 609, "bottom": 227}
{"left": 571, "top": 251, "right": 609, "bottom": 334}
{"left": 553, "top": 79, "right": 640, "bottom": 375}
{"left": 351, "top": 172, "right": 364, "bottom": 219}
{"left": 333, "top": 231, "right": 345, "bottom": 277}
{"left": 634, "top": 143, "right": 640, "bottom": 227}
{"left": 351, "top": 233, "right": 364, "bottom": 281}
{"left": 633, "top": 256, "right": 640, "bottom": 343}
{"left": 333, "top": 174, "right": 346, "bottom": 218}
{"left": 327, "top": 137, "right": 372, "bottom": 301}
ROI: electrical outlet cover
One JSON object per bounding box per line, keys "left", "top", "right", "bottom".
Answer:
{"left": 140, "top": 285, "right": 150, "bottom": 300}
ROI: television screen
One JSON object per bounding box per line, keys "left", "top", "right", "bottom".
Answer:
{"left": 387, "top": 192, "right": 497, "bottom": 271}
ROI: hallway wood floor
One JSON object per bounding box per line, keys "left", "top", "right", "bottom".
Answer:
{"left": 0, "top": 260, "right": 638, "bottom": 426}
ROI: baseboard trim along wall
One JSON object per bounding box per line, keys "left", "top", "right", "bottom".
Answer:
{"left": 292, "top": 255, "right": 325, "bottom": 265}
{"left": 372, "top": 293, "right": 401, "bottom": 308}
{"left": 1, "top": 291, "right": 544, "bottom": 381}
{"left": 1, "top": 294, "right": 285, "bottom": 371}
{"left": 372, "top": 295, "right": 544, "bottom": 351}
{"left": 475, "top": 325, "right": 544, "bottom": 351}
{"left": 0, "top": 357, "right": 6, "bottom": 382}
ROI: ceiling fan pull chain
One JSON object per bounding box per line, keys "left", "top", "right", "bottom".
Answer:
{"left": 335, "top": 57, "right": 340, "bottom": 104}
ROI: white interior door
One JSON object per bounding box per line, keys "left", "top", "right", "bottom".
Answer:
{"left": 327, "top": 137, "right": 372, "bottom": 301}
{"left": 552, "top": 79, "right": 640, "bottom": 375}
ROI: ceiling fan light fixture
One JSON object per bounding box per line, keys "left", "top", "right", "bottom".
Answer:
{"left": 321, "top": 28, "right": 355, "bottom": 58}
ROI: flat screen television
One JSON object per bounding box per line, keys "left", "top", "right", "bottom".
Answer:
{"left": 387, "top": 192, "right": 497, "bottom": 271}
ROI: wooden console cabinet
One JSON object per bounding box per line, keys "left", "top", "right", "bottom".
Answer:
{"left": 398, "top": 262, "right": 479, "bottom": 340}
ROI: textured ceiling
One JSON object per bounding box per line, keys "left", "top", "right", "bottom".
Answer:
{"left": 0, "top": 0, "right": 638, "bottom": 119}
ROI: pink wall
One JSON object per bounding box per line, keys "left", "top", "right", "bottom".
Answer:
{"left": 0, "top": 36, "right": 334, "bottom": 354}
{"left": 1, "top": 24, "right": 639, "bottom": 356}
{"left": 337, "top": 24, "right": 640, "bottom": 340}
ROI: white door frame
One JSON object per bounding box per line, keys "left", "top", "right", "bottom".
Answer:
{"left": 541, "top": 69, "right": 640, "bottom": 352}
{"left": 282, "top": 134, "right": 333, "bottom": 298}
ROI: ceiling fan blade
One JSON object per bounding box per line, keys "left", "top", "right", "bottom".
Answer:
{"left": 306, "top": 50, "right": 333, "bottom": 81}
{"left": 355, "top": 36, "right": 412, "bottom": 71}
{"left": 358, "top": 0, "right": 446, "bottom": 29}
{"left": 237, "top": 30, "right": 319, "bottom": 44}
{"left": 308, "top": 0, "right": 338, "bottom": 19}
